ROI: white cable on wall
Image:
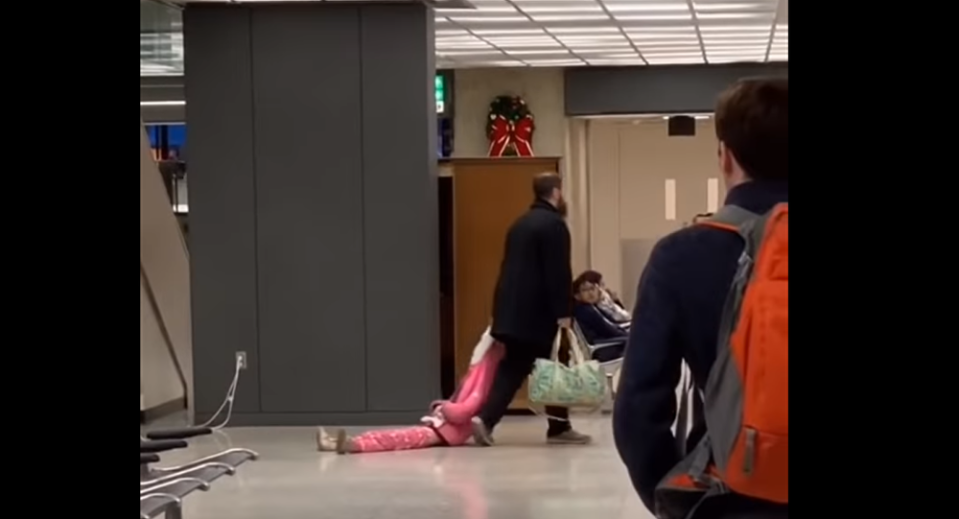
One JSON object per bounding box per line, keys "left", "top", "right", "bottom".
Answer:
{"left": 197, "top": 356, "right": 243, "bottom": 431}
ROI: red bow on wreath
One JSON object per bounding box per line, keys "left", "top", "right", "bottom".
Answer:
{"left": 487, "top": 116, "right": 535, "bottom": 157}
{"left": 486, "top": 95, "right": 536, "bottom": 157}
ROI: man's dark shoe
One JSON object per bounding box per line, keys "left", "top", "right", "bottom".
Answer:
{"left": 547, "top": 429, "right": 592, "bottom": 445}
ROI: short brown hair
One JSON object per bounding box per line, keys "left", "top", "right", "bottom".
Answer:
{"left": 715, "top": 77, "right": 788, "bottom": 181}
{"left": 532, "top": 172, "right": 562, "bottom": 199}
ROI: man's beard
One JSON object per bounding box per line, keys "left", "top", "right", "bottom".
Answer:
{"left": 556, "top": 198, "right": 569, "bottom": 217}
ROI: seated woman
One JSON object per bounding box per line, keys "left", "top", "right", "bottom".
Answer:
{"left": 580, "top": 270, "right": 630, "bottom": 324}
{"left": 572, "top": 274, "right": 628, "bottom": 363}
{"left": 316, "top": 330, "right": 503, "bottom": 454}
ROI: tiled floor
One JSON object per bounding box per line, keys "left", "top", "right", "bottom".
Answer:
{"left": 147, "top": 415, "right": 654, "bottom": 519}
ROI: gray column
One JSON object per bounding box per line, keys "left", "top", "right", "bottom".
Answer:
{"left": 185, "top": 2, "right": 438, "bottom": 426}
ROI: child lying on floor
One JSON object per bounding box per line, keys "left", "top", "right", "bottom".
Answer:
{"left": 316, "top": 330, "right": 503, "bottom": 454}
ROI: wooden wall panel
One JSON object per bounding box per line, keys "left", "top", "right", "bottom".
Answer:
{"left": 452, "top": 157, "right": 560, "bottom": 409}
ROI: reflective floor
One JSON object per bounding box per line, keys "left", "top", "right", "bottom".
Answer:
{"left": 150, "top": 415, "right": 653, "bottom": 519}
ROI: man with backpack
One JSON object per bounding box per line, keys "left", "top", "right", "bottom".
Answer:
{"left": 613, "top": 77, "right": 788, "bottom": 519}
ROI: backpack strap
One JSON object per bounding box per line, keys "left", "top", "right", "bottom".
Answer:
{"left": 699, "top": 205, "right": 757, "bottom": 234}
{"left": 676, "top": 365, "right": 692, "bottom": 457}
{"left": 699, "top": 204, "right": 778, "bottom": 262}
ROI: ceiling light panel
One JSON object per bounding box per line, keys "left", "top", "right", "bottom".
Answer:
{"left": 545, "top": 26, "right": 622, "bottom": 33}
{"left": 454, "top": 60, "right": 529, "bottom": 68}
{"left": 558, "top": 34, "right": 628, "bottom": 41}
{"left": 625, "top": 27, "right": 697, "bottom": 37}
{"left": 506, "top": 49, "right": 574, "bottom": 55}
{"left": 488, "top": 40, "right": 564, "bottom": 48}
{"left": 601, "top": 1, "right": 690, "bottom": 10}
{"left": 435, "top": 29, "right": 471, "bottom": 36}
{"left": 626, "top": 27, "right": 699, "bottom": 53}
{"left": 472, "top": 28, "right": 547, "bottom": 35}
{"left": 771, "top": 26, "right": 787, "bottom": 40}
{"left": 435, "top": 7, "right": 518, "bottom": 15}
{"left": 580, "top": 52, "right": 642, "bottom": 60}
{"left": 693, "top": 1, "right": 777, "bottom": 10}
{"left": 586, "top": 59, "right": 647, "bottom": 66}
{"left": 646, "top": 57, "right": 705, "bottom": 65}
{"left": 518, "top": 3, "right": 606, "bottom": 13}
{"left": 437, "top": 50, "right": 506, "bottom": 57}
{"left": 564, "top": 40, "right": 632, "bottom": 46}
{"left": 696, "top": 24, "right": 772, "bottom": 32}
{"left": 447, "top": 17, "right": 530, "bottom": 23}
{"left": 524, "top": 58, "right": 586, "bottom": 66}
{"left": 530, "top": 14, "right": 611, "bottom": 21}
{"left": 147, "top": 0, "right": 789, "bottom": 72}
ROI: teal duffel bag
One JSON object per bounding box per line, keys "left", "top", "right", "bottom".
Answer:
{"left": 528, "top": 328, "right": 607, "bottom": 410}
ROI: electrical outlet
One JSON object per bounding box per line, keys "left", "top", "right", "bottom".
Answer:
{"left": 236, "top": 351, "right": 248, "bottom": 370}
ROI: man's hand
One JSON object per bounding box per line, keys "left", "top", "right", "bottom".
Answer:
{"left": 557, "top": 317, "right": 572, "bottom": 329}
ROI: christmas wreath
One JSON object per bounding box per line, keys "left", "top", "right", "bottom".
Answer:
{"left": 486, "top": 95, "right": 535, "bottom": 157}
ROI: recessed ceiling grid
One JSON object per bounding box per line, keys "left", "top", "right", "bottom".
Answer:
{"left": 435, "top": 0, "right": 787, "bottom": 68}
{"left": 141, "top": 30, "right": 184, "bottom": 75}
{"left": 141, "top": 0, "right": 184, "bottom": 75}
{"left": 766, "top": 0, "right": 787, "bottom": 62}
{"left": 141, "top": 0, "right": 788, "bottom": 74}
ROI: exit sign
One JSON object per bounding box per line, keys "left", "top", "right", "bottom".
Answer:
{"left": 435, "top": 75, "right": 445, "bottom": 114}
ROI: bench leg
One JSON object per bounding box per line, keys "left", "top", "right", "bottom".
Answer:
{"left": 166, "top": 505, "right": 183, "bottom": 519}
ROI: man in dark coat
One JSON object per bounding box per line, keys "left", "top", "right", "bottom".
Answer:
{"left": 471, "top": 172, "right": 591, "bottom": 446}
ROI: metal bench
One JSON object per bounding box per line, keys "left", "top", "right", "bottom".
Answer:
{"left": 140, "top": 476, "right": 210, "bottom": 519}
{"left": 139, "top": 427, "right": 259, "bottom": 518}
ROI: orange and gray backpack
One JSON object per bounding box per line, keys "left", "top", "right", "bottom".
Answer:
{"left": 655, "top": 203, "right": 788, "bottom": 519}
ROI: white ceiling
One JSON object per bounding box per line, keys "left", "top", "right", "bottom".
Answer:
{"left": 435, "top": 0, "right": 787, "bottom": 67}
{"left": 141, "top": 0, "right": 787, "bottom": 74}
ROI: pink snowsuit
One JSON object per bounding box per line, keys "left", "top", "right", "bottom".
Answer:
{"left": 349, "top": 338, "right": 504, "bottom": 453}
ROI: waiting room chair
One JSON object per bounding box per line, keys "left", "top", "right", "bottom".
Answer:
{"left": 139, "top": 426, "right": 259, "bottom": 518}
{"left": 571, "top": 320, "right": 626, "bottom": 411}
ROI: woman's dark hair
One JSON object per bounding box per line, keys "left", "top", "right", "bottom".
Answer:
{"left": 580, "top": 270, "right": 603, "bottom": 284}
{"left": 572, "top": 272, "right": 595, "bottom": 294}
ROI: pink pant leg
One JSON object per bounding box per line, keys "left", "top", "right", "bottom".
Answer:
{"left": 350, "top": 426, "right": 442, "bottom": 453}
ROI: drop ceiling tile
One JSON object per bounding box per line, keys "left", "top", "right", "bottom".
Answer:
{"left": 524, "top": 58, "right": 587, "bottom": 66}
{"left": 518, "top": 5, "right": 605, "bottom": 14}
{"left": 645, "top": 57, "right": 705, "bottom": 65}
{"left": 146, "top": 0, "right": 788, "bottom": 72}
{"left": 472, "top": 28, "right": 547, "bottom": 35}
{"left": 505, "top": 49, "right": 574, "bottom": 56}
{"left": 546, "top": 24, "right": 620, "bottom": 31}
{"left": 436, "top": 6, "right": 518, "bottom": 15}
{"left": 586, "top": 58, "right": 647, "bottom": 66}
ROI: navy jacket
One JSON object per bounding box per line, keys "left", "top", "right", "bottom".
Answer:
{"left": 612, "top": 181, "right": 788, "bottom": 511}
{"left": 573, "top": 302, "right": 628, "bottom": 344}
{"left": 491, "top": 200, "right": 572, "bottom": 349}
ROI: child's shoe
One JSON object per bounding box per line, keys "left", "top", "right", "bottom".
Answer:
{"left": 316, "top": 427, "right": 338, "bottom": 451}
{"left": 335, "top": 428, "right": 355, "bottom": 455}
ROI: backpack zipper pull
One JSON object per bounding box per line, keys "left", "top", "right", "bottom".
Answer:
{"left": 743, "top": 427, "right": 757, "bottom": 476}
